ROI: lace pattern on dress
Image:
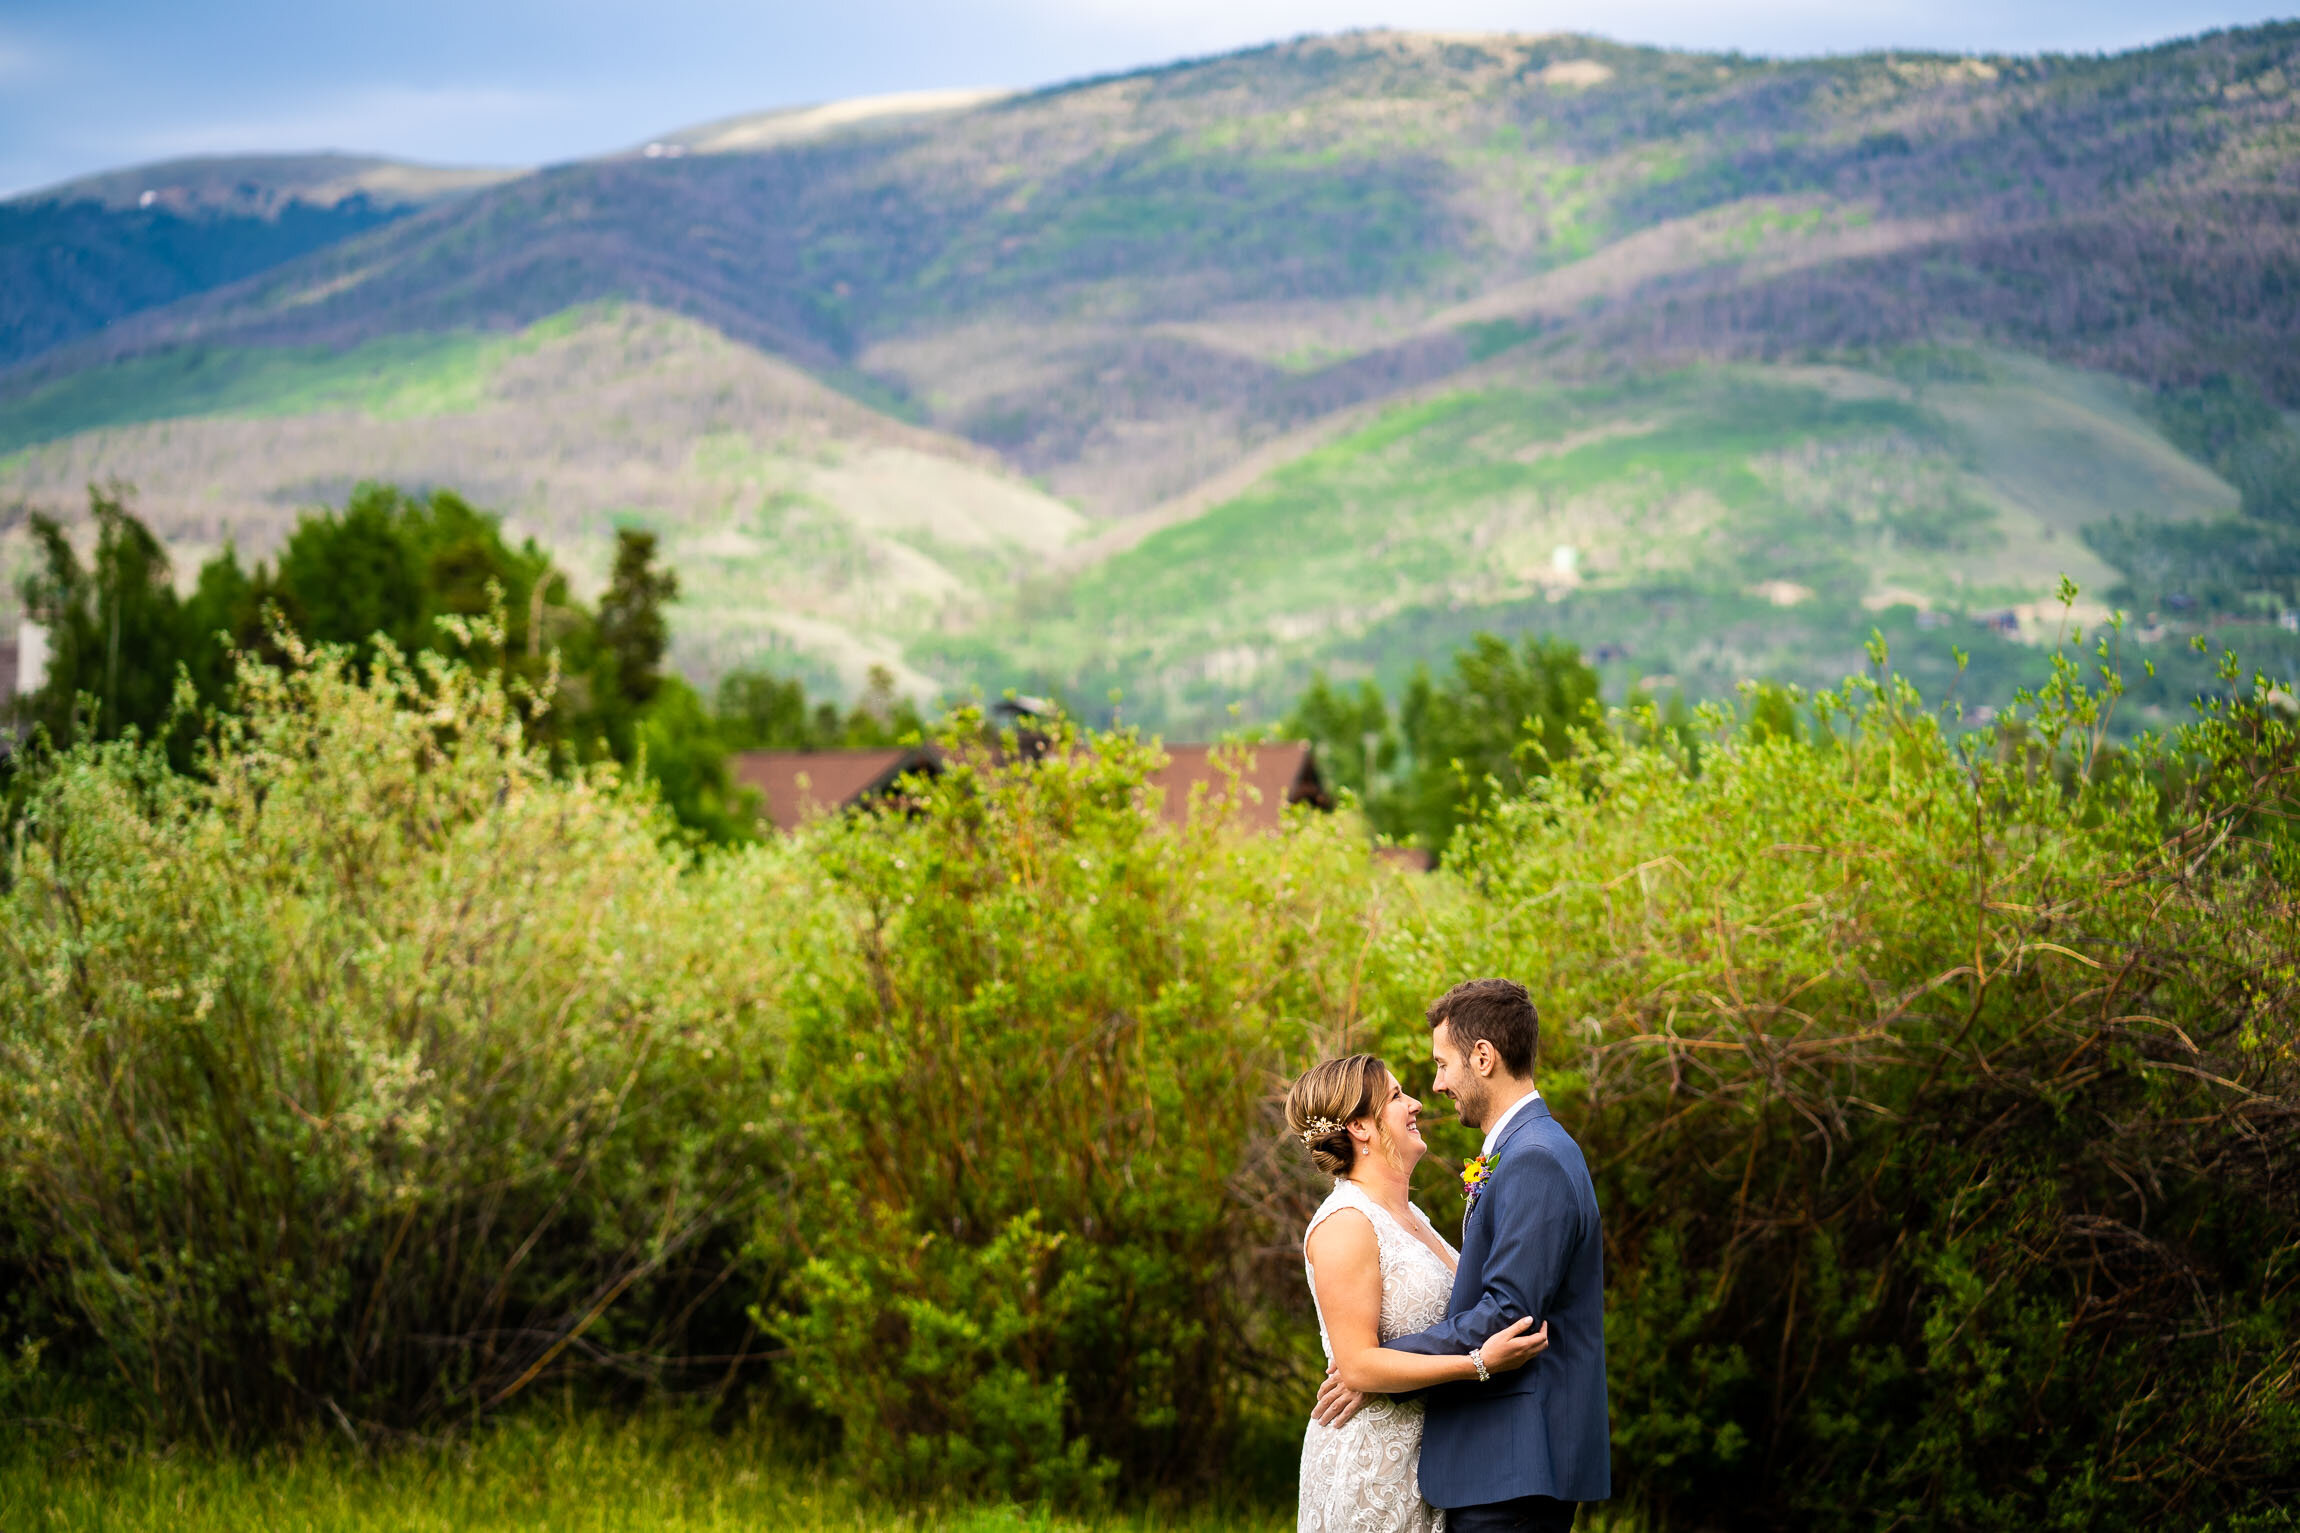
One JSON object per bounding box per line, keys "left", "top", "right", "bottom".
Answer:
{"left": 1298, "top": 1179, "right": 1459, "bottom": 1533}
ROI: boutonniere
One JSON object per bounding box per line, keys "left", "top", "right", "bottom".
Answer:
{"left": 1461, "top": 1154, "right": 1493, "bottom": 1218}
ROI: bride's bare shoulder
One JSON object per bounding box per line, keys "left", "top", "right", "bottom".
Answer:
{"left": 1304, "top": 1203, "right": 1379, "bottom": 1264}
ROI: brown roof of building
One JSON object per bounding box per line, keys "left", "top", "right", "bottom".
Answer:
{"left": 728, "top": 746, "right": 941, "bottom": 833}
{"left": 729, "top": 739, "right": 1330, "bottom": 835}
{"left": 1146, "top": 741, "right": 1330, "bottom": 831}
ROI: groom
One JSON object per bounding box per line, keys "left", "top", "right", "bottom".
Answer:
{"left": 1315, "top": 978, "right": 1609, "bottom": 1531}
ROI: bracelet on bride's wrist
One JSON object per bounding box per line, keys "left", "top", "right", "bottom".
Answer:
{"left": 1469, "top": 1346, "right": 1490, "bottom": 1383}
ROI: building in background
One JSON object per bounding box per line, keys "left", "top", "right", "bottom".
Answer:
{"left": 727, "top": 738, "right": 1331, "bottom": 835}
{"left": 1, "top": 622, "right": 49, "bottom": 741}
{"left": 730, "top": 745, "right": 945, "bottom": 834}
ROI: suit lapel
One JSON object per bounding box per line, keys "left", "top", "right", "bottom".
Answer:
{"left": 1462, "top": 1095, "right": 1550, "bottom": 1238}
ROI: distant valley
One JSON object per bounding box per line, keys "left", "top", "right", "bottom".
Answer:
{"left": 5, "top": 25, "right": 2297, "bottom": 728}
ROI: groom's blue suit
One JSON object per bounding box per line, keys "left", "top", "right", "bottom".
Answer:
{"left": 1384, "top": 1097, "right": 1610, "bottom": 1509}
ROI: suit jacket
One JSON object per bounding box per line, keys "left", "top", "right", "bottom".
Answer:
{"left": 1383, "top": 1097, "right": 1610, "bottom": 1508}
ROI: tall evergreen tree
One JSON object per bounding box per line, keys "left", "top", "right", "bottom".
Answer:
{"left": 595, "top": 529, "right": 677, "bottom": 710}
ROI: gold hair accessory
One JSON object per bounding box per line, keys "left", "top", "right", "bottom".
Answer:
{"left": 1297, "top": 1115, "right": 1345, "bottom": 1145}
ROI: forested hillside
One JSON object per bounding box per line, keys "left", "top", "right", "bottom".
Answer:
{"left": 4, "top": 24, "right": 2296, "bottom": 726}
{"left": 0, "top": 305, "right": 1078, "bottom": 691}
{"left": 1, "top": 155, "right": 517, "bottom": 370}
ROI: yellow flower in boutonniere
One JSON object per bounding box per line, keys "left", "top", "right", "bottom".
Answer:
{"left": 1461, "top": 1154, "right": 1493, "bottom": 1217}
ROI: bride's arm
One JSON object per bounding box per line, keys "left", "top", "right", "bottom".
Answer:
{"left": 1306, "top": 1210, "right": 1543, "bottom": 1395}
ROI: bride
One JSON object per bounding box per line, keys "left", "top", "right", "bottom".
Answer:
{"left": 1289, "top": 1054, "right": 1547, "bottom": 1533}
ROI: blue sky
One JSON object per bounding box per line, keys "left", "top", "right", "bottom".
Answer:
{"left": 4, "top": 0, "right": 2293, "bottom": 197}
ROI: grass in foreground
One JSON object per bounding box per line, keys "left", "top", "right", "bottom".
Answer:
{"left": 1, "top": 1412, "right": 1293, "bottom": 1533}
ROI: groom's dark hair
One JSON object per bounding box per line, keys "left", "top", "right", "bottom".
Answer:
{"left": 1428, "top": 978, "right": 1538, "bottom": 1077}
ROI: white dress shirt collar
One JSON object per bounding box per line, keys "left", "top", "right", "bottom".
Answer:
{"left": 1480, "top": 1085, "right": 1543, "bottom": 1156}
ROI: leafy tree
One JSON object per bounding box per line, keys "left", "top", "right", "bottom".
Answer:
{"left": 14, "top": 484, "right": 189, "bottom": 749}
{"left": 178, "top": 544, "right": 264, "bottom": 700}
{"left": 841, "top": 663, "right": 926, "bottom": 748}
{"left": 715, "top": 669, "right": 816, "bottom": 750}
{"left": 1282, "top": 673, "right": 1397, "bottom": 798}
{"left": 715, "top": 662, "right": 925, "bottom": 753}
{"left": 14, "top": 515, "right": 97, "bottom": 748}
{"left": 577, "top": 529, "right": 718, "bottom": 824}
{"left": 272, "top": 488, "right": 427, "bottom": 660}
{"left": 391, "top": 488, "right": 570, "bottom": 679}
{"left": 1276, "top": 639, "right": 1604, "bottom": 853}
{"left": 271, "top": 485, "right": 566, "bottom": 675}
{"left": 5, "top": 483, "right": 956, "bottom": 847}
{"left": 6, "top": 484, "right": 762, "bottom": 842}
{"left": 1282, "top": 671, "right": 1404, "bottom": 831}
{"left": 1398, "top": 633, "right": 1602, "bottom": 852}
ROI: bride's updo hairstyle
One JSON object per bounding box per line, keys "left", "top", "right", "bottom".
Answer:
{"left": 1285, "top": 1053, "right": 1390, "bottom": 1177}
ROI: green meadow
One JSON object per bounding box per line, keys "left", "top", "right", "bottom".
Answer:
{"left": 0, "top": 1415, "right": 1295, "bottom": 1533}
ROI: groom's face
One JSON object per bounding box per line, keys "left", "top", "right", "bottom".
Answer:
{"left": 1429, "top": 1019, "right": 1492, "bottom": 1130}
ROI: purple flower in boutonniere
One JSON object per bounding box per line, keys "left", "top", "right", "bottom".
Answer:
{"left": 1460, "top": 1154, "right": 1493, "bottom": 1220}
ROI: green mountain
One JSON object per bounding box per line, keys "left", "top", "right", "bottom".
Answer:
{"left": 5, "top": 27, "right": 2297, "bottom": 728}
{"left": 2, "top": 154, "right": 520, "bottom": 371}
{"left": 0, "top": 304, "right": 1079, "bottom": 696}
{"left": 943, "top": 348, "right": 2247, "bottom": 724}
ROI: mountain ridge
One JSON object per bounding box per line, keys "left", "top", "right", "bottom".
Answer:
{"left": 11, "top": 24, "right": 2293, "bottom": 512}
{"left": 5, "top": 23, "right": 2296, "bottom": 725}
{"left": 1, "top": 153, "right": 525, "bottom": 373}
{"left": 9, "top": 152, "right": 522, "bottom": 214}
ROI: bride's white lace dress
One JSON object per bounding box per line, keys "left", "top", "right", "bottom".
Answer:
{"left": 1299, "top": 1178, "right": 1458, "bottom": 1533}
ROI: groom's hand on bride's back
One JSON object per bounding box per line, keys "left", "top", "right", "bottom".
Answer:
{"left": 1312, "top": 1364, "right": 1369, "bottom": 1427}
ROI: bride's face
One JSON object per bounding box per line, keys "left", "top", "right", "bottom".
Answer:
{"left": 1356, "top": 1071, "right": 1428, "bottom": 1171}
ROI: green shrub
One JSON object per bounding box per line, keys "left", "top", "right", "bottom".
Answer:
{"left": 4, "top": 615, "right": 2296, "bottom": 1531}
{"left": 0, "top": 635, "right": 786, "bottom": 1438}
{"left": 1413, "top": 663, "right": 2300, "bottom": 1528}
{"left": 769, "top": 723, "right": 1419, "bottom": 1502}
